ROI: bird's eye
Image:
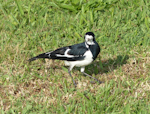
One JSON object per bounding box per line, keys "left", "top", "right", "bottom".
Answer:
{"left": 86, "top": 38, "right": 90, "bottom": 41}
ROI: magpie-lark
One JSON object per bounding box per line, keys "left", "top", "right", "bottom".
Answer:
{"left": 28, "top": 32, "right": 101, "bottom": 87}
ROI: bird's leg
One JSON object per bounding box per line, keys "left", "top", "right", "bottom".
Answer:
{"left": 81, "top": 67, "right": 102, "bottom": 84}
{"left": 82, "top": 72, "right": 102, "bottom": 84}
{"left": 68, "top": 68, "right": 77, "bottom": 87}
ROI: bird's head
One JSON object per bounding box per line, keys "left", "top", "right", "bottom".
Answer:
{"left": 84, "top": 32, "right": 95, "bottom": 45}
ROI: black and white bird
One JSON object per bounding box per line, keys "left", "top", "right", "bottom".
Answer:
{"left": 28, "top": 32, "right": 101, "bottom": 87}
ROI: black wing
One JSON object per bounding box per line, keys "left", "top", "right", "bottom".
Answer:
{"left": 28, "top": 42, "right": 88, "bottom": 62}
{"left": 67, "top": 42, "right": 88, "bottom": 56}
{"left": 50, "top": 42, "right": 87, "bottom": 61}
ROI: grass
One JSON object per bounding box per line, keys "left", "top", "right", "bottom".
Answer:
{"left": 0, "top": 0, "right": 150, "bottom": 113}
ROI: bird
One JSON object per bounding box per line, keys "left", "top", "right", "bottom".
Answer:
{"left": 28, "top": 32, "right": 102, "bottom": 87}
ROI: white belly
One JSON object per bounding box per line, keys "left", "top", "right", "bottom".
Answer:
{"left": 64, "top": 50, "right": 93, "bottom": 67}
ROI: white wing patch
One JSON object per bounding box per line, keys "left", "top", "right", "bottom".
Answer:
{"left": 56, "top": 49, "right": 75, "bottom": 58}
{"left": 45, "top": 51, "right": 53, "bottom": 54}
{"left": 45, "top": 51, "right": 53, "bottom": 57}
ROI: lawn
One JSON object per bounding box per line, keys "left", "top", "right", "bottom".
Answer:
{"left": 0, "top": 0, "right": 150, "bottom": 113}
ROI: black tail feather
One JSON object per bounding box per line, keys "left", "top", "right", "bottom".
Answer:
{"left": 28, "top": 53, "right": 50, "bottom": 62}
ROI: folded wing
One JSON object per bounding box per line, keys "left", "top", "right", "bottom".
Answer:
{"left": 28, "top": 42, "right": 88, "bottom": 62}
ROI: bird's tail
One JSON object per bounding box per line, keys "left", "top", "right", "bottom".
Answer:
{"left": 28, "top": 52, "right": 51, "bottom": 62}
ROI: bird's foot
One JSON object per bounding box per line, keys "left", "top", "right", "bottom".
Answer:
{"left": 90, "top": 80, "right": 103, "bottom": 84}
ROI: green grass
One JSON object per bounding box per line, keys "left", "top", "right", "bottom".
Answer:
{"left": 0, "top": 0, "right": 150, "bottom": 113}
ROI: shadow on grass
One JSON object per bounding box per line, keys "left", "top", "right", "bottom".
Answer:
{"left": 86, "top": 55, "right": 129, "bottom": 75}
{"left": 35, "top": 55, "right": 129, "bottom": 77}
